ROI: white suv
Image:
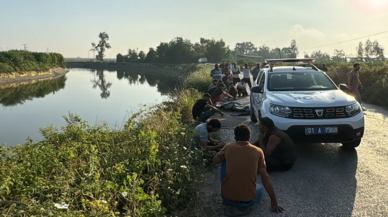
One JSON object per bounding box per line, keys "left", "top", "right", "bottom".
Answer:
{"left": 250, "top": 58, "right": 364, "bottom": 148}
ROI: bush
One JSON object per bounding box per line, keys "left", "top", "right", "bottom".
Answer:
{"left": 325, "top": 62, "right": 388, "bottom": 107}
{"left": 0, "top": 50, "right": 66, "bottom": 74}
{"left": 0, "top": 88, "right": 205, "bottom": 216}
{"left": 183, "top": 65, "right": 212, "bottom": 93}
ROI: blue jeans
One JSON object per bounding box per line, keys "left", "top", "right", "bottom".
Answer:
{"left": 220, "top": 161, "right": 264, "bottom": 207}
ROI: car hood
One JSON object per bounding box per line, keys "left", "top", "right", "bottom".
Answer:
{"left": 266, "top": 90, "right": 356, "bottom": 107}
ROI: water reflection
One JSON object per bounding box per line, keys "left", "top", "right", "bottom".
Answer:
{"left": 0, "top": 76, "right": 67, "bottom": 107}
{"left": 91, "top": 70, "right": 112, "bottom": 99}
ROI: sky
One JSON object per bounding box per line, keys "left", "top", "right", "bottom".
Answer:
{"left": 1, "top": 0, "right": 388, "bottom": 58}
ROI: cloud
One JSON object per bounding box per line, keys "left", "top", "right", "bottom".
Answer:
{"left": 336, "top": 33, "right": 359, "bottom": 41}
{"left": 288, "top": 25, "right": 325, "bottom": 38}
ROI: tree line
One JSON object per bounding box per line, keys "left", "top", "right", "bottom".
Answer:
{"left": 90, "top": 32, "right": 386, "bottom": 64}
{"left": 0, "top": 50, "right": 66, "bottom": 74}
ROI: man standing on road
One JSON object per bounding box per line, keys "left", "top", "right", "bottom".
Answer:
{"left": 192, "top": 93, "right": 224, "bottom": 122}
{"left": 213, "top": 124, "right": 284, "bottom": 216}
{"left": 231, "top": 62, "right": 241, "bottom": 85}
{"left": 252, "top": 63, "right": 261, "bottom": 81}
{"left": 242, "top": 63, "right": 253, "bottom": 88}
{"left": 348, "top": 63, "right": 366, "bottom": 110}
{"left": 253, "top": 117, "right": 297, "bottom": 172}
{"left": 211, "top": 63, "right": 222, "bottom": 82}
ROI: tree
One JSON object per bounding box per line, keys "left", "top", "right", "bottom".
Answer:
{"left": 205, "top": 39, "right": 232, "bottom": 63}
{"left": 364, "top": 39, "right": 373, "bottom": 62}
{"left": 310, "top": 50, "right": 331, "bottom": 62}
{"left": 257, "top": 45, "right": 271, "bottom": 59}
{"left": 138, "top": 51, "right": 146, "bottom": 61}
{"left": 234, "top": 42, "right": 257, "bottom": 55}
{"left": 156, "top": 42, "right": 169, "bottom": 63}
{"left": 304, "top": 53, "right": 310, "bottom": 58}
{"left": 145, "top": 48, "right": 157, "bottom": 63}
{"left": 127, "top": 49, "right": 138, "bottom": 61}
{"left": 91, "top": 32, "right": 111, "bottom": 62}
{"left": 289, "top": 39, "right": 299, "bottom": 58}
{"left": 116, "top": 53, "right": 124, "bottom": 63}
{"left": 356, "top": 42, "right": 364, "bottom": 61}
{"left": 372, "top": 40, "right": 385, "bottom": 61}
{"left": 332, "top": 49, "right": 346, "bottom": 62}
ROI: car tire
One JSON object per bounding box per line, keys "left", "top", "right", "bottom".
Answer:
{"left": 342, "top": 139, "right": 361, "bottom": 149}
{"left": 250, "top": 99, "right": 257, "bottom": 122}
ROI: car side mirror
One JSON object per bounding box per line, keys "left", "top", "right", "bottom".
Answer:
{"left": 338, "top": 83, "right": 349, "bottom": 92}
{"left": 251, "top": 86, "right": 262, "bottom": 93}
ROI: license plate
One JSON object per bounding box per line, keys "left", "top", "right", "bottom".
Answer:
{"left": 305, "top": 127, "right": 338, "bottom": 135}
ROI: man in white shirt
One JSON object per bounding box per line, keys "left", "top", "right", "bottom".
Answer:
{"left": 242, "top": 63, "right": 252, "bottom": 88}
{"left": 236, "top": 80, "right": 248, "bottom": 97}
{"left": 231, "top": 62, "right": 241, "bottom": 85}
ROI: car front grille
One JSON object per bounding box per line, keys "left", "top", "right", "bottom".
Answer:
{"left": 289, "top": 106, "right": 348, "bottom": 119}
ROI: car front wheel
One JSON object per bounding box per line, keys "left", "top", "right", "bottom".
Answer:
{"left": 342, "top": 139, "right": 361, "bottom": 149}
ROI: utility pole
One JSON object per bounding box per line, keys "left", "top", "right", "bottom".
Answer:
{"left": 46, "top": 48, "right": 49, "bottom": 53}
{"left": 22, "top": 44, "right": 27, "bottom": 51}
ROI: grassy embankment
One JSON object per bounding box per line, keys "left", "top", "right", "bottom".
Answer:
{"left": 0, "top": 50, "right": 66, "bottom": 78}
{"left": 0, "top": 65, "right": 212, "bottom": 217}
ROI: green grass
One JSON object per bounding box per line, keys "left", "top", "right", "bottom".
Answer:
{"left": 0, "top": 88, "right": 205, "bottom": 217}
{"left": 183, "top": 65, "right": 213, "bottom": 93}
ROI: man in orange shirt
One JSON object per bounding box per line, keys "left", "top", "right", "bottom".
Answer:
{"left": 213, "top": 124, "right": 284, "bottom": 216}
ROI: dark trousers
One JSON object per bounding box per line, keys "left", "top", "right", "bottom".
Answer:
{"left": 243, "top": 78, "right": 252, "bottom": 88}
{"left": 233, "top": 77, "right": 240, "bottom": 85}
{"left": 237, "top": 87, "right": 248, "bottom": 96}
{"left": 265, "top": 156, "right": 294, "bottom": 172}
{"left": 199, "top": 110, "right": 216, "bottom": 122}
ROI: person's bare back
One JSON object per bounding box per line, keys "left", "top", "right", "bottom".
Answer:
{"left": 348, "top": 70, "right": 359, "bottom": 91}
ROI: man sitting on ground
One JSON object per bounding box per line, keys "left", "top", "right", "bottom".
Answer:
{"left": 236, "top": 80, "right": 248, "bottom": 97}
{"left": 211, "top": 83, "right": 234, "bottom": 103}
{"left": 194, "top": 119, "right": 225, "bottom": 152}
{"left": 213, "top": 124, "right": 284, "bottom": 216}
{"left": 254, "top": 117, "right": 297, "bottom": 172}
{"left": 208, "top": 80, "right": 219, "bottom": 94}
{"left": 192, "top": 93, "right": 224, "bottom": 122}
{"left": 227, "top": 83, "right": 237, "bottom": 100}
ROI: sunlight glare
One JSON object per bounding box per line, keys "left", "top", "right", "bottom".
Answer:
{"left": 352, "top": 0, "right": 388, "bottom": 13}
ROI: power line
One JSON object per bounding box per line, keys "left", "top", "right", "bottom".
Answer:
{"left": 301, "top": 30, "right": 388, "bottom": 50}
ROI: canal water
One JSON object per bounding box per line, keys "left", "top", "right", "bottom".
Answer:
{"left": 0, "top": 68, "right": 179, "bottom": 146}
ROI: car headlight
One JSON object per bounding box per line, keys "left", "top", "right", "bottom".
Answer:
{"left": 270, "top": 104, "right": 292, "bottom": 118}
{"left": 346, "top": 103, "right": 361, "bottom": 116}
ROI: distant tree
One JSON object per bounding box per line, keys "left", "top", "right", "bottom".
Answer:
{"left": 138, "top": 51, "right": 146, "bottom": 61}
{"left": 127, "top": 49, "right": 138, "bottom": 61}
{"left": 332, "top": 49, "right": 346, "bottom": 62}
{"left": 304, "top": 53, "right": 310, "bottom": 58}
{"left": 91, "top": 70, "right": 112, "bottom": 99}
{"left": 310, "top": 50, "right": 331, "bottom": 62}
{"left": 289, "top": 39, "right": 299, "bottom": 58}
{"left": 91, "top": 32, "right": 111, "bottom": 62}
{"left": 364, "top": 39, "right": 373, "bottom": 62}
{"left": 145, "top": 48, "right": 157, "bottom": 63}
{"left": 156, "top": 42, "right": 169, "bottom": 63}
{"left": 234, "top": 42, "right": 257, "bottom": 55}
{"left": 356, "top": 42, "right": 364, "bottom": 61}
{"left": 257, "top": 45, "right": 271, "bottom": 59}
{"left": 165, "top": 37, "right": 197, "bottom": 63}
{"left": 205, "top": 39, "right": 232, "bottom": 63}
{"left": 116, "top": 53, "right": 124, "bottom": 63}
{"left": 372, "top": 40, "right": 385, "bottom": 61}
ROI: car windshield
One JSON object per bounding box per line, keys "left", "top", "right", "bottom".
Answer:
{"left": 267, "top": 72, "right": 337, "bottom": 91}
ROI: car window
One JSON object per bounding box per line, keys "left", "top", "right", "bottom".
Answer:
{"left": 256, "top": 70, "right": 264, "bottom": 84}
{"left": 267, "top": 72, "right": 336, "bottom": 91}
{"left": 258, "top": 73, "right": 265, "bottom": 89}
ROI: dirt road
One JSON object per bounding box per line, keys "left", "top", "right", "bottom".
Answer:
{"left": 194, "top": 96, "right": 388, "bottom": 217}
{"left": 0, "top": 68, "right": 68, "bottom": 88}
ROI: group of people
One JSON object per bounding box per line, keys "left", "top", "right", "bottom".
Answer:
{"left": 208, "top": 62, "right": 262, "bottom": 102}
{"left": 192, "top": 71, "right": 297, "bottom": 215}
{"left": 193, "top": 117, "right": 297, "bottom": 215}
